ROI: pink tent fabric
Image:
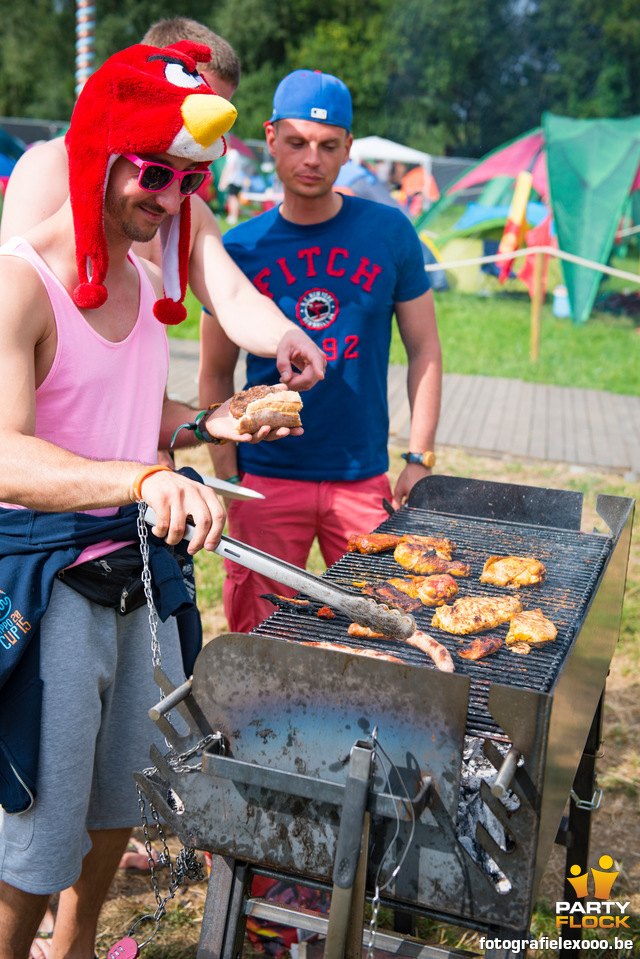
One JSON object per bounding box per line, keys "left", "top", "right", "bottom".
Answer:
{"left": 447, "top": 130, "right": 546, "bottom": 196}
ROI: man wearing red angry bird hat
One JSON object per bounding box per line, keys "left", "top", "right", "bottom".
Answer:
{"left": 0, "top": 43, "right": 307, "bottom": 959}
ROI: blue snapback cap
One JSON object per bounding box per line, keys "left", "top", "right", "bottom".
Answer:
{"left": 269, "top": 69, "right": 352, "bottom": 131}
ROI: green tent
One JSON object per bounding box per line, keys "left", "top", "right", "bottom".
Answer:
{"left": 419, "top": 113, "right": 640, "bottom": 323}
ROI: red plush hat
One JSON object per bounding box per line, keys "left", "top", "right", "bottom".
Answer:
{"left": 65, "top": 42, "right": 237, "bottom": 324}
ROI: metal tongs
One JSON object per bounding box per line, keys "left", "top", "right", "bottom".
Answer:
{"left": 144, "top": 508, "right": 416, "bottom": 640}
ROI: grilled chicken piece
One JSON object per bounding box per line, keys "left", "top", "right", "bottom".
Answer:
{"left": 394, "top": 542, "right": 471, "bottom": 577}
{"left": 362, "top": 582, "right": 423, "bottom": 613}
{"left": 302, "top": 640, "right": 403, "bottom": 663}
{"left": 457, "top": 636, "right": 503, "bottom": 660}
{"left": 261, "top": 593, "right": 312, "bottom": 613}
{"left": 406, "top": 630, "right": 455, "bottom": 672}
{"left": 347, "top": 533, "right": 403, "bottom": 554}
{"left": 480, "top": 555, "right": 546, "bottom": 588}
{"left": 387, "top": 573, "right": 459, "bottom": 607}
{"left": 431, "top": 595, "right": 522, "bottom": 634}
{"left": 506, "top": 609, "right": 557, "bottom": 647}
{"left": 400, "top": 534, "right": 456, "bottom": 560}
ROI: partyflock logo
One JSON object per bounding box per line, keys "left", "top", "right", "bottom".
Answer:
{"left": 556, "top": 856, "right": 632, "bottom": 930}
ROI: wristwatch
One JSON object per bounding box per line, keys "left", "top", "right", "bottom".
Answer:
{"left": 401, "top": 451, "right": 436, "bottom": 468}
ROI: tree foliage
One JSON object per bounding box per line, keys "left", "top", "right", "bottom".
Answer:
{"left": 3, "top": 0, "right": 640, "bottom": 155}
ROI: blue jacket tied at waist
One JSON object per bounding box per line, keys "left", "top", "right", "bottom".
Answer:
{"left": 0, "top": 491, "right": 199, "bottom": 814}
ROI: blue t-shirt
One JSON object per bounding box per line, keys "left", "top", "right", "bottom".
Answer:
{"left": 224, "top": 194, "right": 430, "bottom": 482}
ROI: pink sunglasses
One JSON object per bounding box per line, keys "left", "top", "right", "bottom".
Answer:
{"left": 122, "top": 153, "right": 210, "bottom": 196}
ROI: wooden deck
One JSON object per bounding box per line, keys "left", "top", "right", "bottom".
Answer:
{"left": 167, "top": 339, "right": 640, "bottom": 479}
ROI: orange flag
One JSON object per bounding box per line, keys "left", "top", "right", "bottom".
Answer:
{"left": 498, "top": 171, "right": 533, "bottom": 282}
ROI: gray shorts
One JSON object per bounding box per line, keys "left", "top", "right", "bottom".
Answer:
{"left": 0, "top": 580, "right": 186, "bottom": 895}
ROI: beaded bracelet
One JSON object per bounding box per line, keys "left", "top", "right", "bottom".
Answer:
{"left": 130, "top": 464, "right": 173, "bottom": 503}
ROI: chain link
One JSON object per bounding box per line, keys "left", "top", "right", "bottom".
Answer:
{"left": 137, "top": 501, "right": 161, "bottom": 668}
{"left": 166, "top": 732, "right": 222, "bottom": 773}
{"left": 130, "top": 502, "right": 207, "bottom": 952}
{"left": 366, "top": 886, "right": 382, "bottom": 958}
{"left": 133, "top": 785, "right": 205, "bottom": 947}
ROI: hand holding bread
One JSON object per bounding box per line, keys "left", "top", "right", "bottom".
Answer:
{"left": 204, "top": 384, "right": 304, "bottom": 444}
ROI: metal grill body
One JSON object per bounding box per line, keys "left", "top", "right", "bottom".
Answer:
{"left": 137, "top": 477, "right": 634, "bottom": 940}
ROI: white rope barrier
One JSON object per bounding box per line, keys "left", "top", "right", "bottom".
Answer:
{"left": 424, "top": 243, "right": 640, "bottom": 287}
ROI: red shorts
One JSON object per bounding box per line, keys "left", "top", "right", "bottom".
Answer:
{"left": 223, "top": 473, "right": 392, "bottom": 633}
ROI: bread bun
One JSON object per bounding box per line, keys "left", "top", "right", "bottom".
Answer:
{"left": 230, "top": 385, "right": 302, "bottom": 433}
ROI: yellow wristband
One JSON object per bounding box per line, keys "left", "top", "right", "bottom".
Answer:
{"left": 131, "top": 465, "right": 173, "bottom": 503}
{"left": 401, "top": 451, "right": 436, "bottom": 468}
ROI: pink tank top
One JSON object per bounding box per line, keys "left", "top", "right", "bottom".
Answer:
{"left": 2, "top": 238, "right": 170, "bottom": 561}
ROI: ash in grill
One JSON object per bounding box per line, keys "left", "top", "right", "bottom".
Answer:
{"left": 136, "top": 476, "right": 635, "bottom": 957}
{"left": 457, "top": 737, "right": 520, "bottom": 893}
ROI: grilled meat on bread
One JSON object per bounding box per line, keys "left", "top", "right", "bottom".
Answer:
{"left": 230, "top": 384, "right": 302, "bottom": 433}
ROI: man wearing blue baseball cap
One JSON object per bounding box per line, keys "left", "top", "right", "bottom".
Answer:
{"left": 200, "top": 68, "right": 443, "bottom": 634}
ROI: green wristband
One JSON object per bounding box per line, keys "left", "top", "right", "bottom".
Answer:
{"left": 225, "top": 475, "right": 241, "bottom": 485}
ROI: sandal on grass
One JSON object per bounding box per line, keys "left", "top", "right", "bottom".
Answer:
{"left": 29, "top": 909, "right": 54, "bottom": 959}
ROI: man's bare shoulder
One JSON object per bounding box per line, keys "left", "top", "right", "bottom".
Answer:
{"left": 0, "top": 250, "right": 54, "bottom": 343}
{"left": 0, "top": 138, "right": 69, "bottom": 243}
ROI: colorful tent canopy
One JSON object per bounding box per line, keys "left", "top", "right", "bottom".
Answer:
{"left": 418, "top": 113, "right": 640, "bottom": 323}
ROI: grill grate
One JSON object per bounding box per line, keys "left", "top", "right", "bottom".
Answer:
{"left": 251, "top": 506, "right": 612, "bottom": 739}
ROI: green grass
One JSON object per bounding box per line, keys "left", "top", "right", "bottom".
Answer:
{"left": 172, "top": 241, "right": 640, "bottom": 396}
{"left": 424, "top": 289, "right": 639, "bottom": 395}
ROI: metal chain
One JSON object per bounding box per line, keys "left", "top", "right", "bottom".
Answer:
{"left": 132, "top": 785, "right": 205, "bottom": 948}
{"left": 166, "top": 732, "right": 222, "bottom": 773}
{"left": 137, "top": 501, "right": 161, "bottom": 668}
{"left": 129, "top": 503, "right": 206, "bottom": 952}
{"left": 367, "top": 886, "right": 382, "bottom": 959}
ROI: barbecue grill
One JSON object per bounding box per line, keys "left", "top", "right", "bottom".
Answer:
{"left": 136, "top": 476, "right": 634, "bottom": 958}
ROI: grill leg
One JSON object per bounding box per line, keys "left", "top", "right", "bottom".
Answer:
{"left": 197, "top": 856, "right": 250, "bottom": 959}
{"left": 325, "top": 742, "right": 374, "bottom": 959}
{"left": 558, "top": 692, "right": 604, "bottom": 959}
{"left": 392, "top": 911, "right": 416, "bottom": 934}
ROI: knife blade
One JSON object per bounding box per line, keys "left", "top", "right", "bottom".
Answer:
{"left": 200, "top": 474, "right": 264, "bottom": 500}
{"left": 143, "top": 508, "right": 415, "bottom": 640}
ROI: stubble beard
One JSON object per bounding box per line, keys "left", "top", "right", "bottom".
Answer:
{"left": 104, "top": 191, "right": 163, "bottom": 244}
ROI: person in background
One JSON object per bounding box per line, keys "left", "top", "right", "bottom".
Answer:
{"left": 0, "top": 22, "right": 325, "bottom": 403}
{"left": 218, "top": 146, "right": 247, "bottom": 224}
{"left": 199, "top": 68, "right": 442, "bottom": 635}
{"left": 142, "top": 16, "right": 240, "bottom": 102}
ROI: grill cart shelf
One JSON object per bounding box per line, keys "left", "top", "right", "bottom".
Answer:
{"left": 136, "top": 476, "right": 634, "bottom": 959}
